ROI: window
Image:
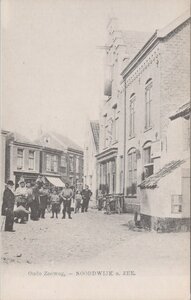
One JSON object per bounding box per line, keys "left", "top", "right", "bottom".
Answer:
{"left": 69, "top": 156, "right": 74, "bottom": 172}
{"left": 29, "top": 150, "right": 35, "bottom": 170}
{"left": 129, "top": 94, "right": 135, "bottom": 137}
{"left": 46, "top": 154, "right": 51, "bottom": 171}
{"left": 171, "top": 195, "right": 182, "bottom": 213}
{"left": 143, "top": 142, "right": 153, "bottom": 178}
{"left": 52, "top": 155, "right": 58, "bottom": 172}
{"left": 46, "top": 154, "right": 58, "bottom": 172}
{"left": 112, "top": 105, "right": 118, "bottom": 142}
{"left": 103, "top": 114, "right": 107, "bottom": 148}
{"left": 145, "top": 79, "right": 152, "bottom": 129}
{"left": 61, "top": 155, "right": 67, "bottom": 167}
{"left": 127, "top": 149, "right": 137, "bottom": 196}
{"left": 17, "top": 149, "right": 24, "bottom": 170}
{"left": 76, "top": 156, "right": 80, "bottom": 173}
{"left": 111, "top": 160, "right": 116, "bottom": 193}
{"left": 119, "top": 156, "right": 123, "bottom": 193}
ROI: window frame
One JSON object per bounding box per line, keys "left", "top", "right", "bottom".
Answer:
{"left": 127, "top": 148, "right": 137, "bottom": 197}
{"left": 171, "top": 195, "right": 182, "bottom": 214}
{"left": 17, "top": 148, "right": 24, "bottom": 170}
{"left": 129, "top": 93, "right": 136, "bottom": 138}
{"left": 28, "top": 150, "right": 35, "bottom": 170}
{"left": 143, "top": 142, "right": 154, "bottom": 178}
{"left": 145, "top": 79, "right": 152, "bottom": 130}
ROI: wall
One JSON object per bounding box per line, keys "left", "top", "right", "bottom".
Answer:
{"left": 123, "top": 43, "right": 161, "bottom": 211}
{"left": 160, "top": 19, "right": 190, "bottom": 139}
{"left": 11, "top": 144, "right": 40, "bottom": 175}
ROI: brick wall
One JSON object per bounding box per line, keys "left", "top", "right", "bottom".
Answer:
{"left": 160, "top": 19, "right": 190, "bottom": 138}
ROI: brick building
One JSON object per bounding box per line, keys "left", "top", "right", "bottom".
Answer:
{"left": 3, "top": 132, "right": 41, "bottom": 187}
{"left": 2, "top": 131, "right": 84, "bottom": 190}
{"left": 97, "top": 18, "right": 150, "bottom": 197}
{"left": 97, "top": 11, "right": 190, "bottom": 230}
{"left": 120, "top": 11, "right": 190, "bottom": 230}
{"left": 35, "top": 132, "right": 83, "bottom": 189}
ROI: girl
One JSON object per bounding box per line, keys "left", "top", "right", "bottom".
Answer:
{"left": 75, "top": 190, "right": 82, "bottom": 213}
{"left": 50, "top": 190, "right": 60, "bottom": 218}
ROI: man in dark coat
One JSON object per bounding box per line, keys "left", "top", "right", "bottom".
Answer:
{"left": 30, "top": 183, "right": 40, "bottom": 221}
{"left": 81, "top": 185, "right": 92, "bottom": 212}
{"left": 38, "top": 185, "right": 49, "bottom": 219}
{"left": 1, "top": 180, "right": 15, "bottom": 232}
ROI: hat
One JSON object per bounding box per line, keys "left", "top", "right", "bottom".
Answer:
{"left": 18, "top": 178, "right": 25, "bottom": 184}
{"left": 7, "top": 180, "right": 14, "bottom": 186}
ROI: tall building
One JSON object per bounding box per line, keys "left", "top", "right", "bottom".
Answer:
{"left": 97, "top": 11, "right": 190, "bottom": 231}
{"left": 97, "top": 18, "right": 150, "bottom": 197}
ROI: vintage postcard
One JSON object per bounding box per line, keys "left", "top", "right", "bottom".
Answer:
{"left": 0, "top": 0, "right": 190, "bottom": 299}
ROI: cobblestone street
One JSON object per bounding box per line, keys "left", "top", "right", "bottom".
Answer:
{"left": 1, "top": 209, "right": 190, "bottom": 300}
{"left": 1, "top": 209, "right": 189, "bottom": 271}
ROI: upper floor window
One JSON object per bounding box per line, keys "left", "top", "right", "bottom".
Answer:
{"left": 17, "top": 148, "right": 24, "bottom": 170}
{"left": 46, "top": 154, "right": 58, "bottom": 172}
{"left": 112, "top": 104, "right": 119, "bottom": 143}
{"left": 143, "top": 141, "right": 153, "bottom": 178}
{"left": 145, "top": 79, "right": 152, "bottom": 130}
{"left": 127, "top": 148, "right": 137, "bottom": 196}
{"left": 76, "top": 156, "right": 80, "bottom": 173}
{"left": 69, "top": 156, "right": 74, "bottom": 172}
{"left": 103, "top": 114, "right": 107, "bottom": 148}
{"left": 52, "top": 155, "right": 58, "bottom": 172}
{"left": 60, "top": 155, "right": 67, "bottom": 174}
{"left": 29, "top": 150, "right": 35, "bottom": 170}
{"left": 129, "top": 93, "right": 135, "bottom": 137}
{"left": 46, "top": 154, "right": 51, "bottom": 172}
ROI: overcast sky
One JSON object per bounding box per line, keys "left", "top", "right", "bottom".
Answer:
{"left": 1, "top": 0, "right": 190, "bottom": 147}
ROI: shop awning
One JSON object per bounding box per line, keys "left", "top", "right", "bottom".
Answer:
{"left": 46, "top": 177, "right": 65, "bottom": 187}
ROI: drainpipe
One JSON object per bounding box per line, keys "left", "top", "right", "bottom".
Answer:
{"left": 123, "top": 79, "right": 127, "bottom": 212}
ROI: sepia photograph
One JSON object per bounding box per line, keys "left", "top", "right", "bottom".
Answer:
{"left": 0, "top": 0, "right": 190, "bottom": 299}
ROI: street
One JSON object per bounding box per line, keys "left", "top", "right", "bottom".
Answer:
{"left": 1, "top": 209, "right": 189, "bottom": 272}
{"left": 1, "top": 209, "right": 190, "bottom": 300}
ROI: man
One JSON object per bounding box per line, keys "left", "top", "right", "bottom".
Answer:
{"left": 15, "top": 178, "right": 28, "bottom": 223}
{"left": 38, "top": 184, "right": 49, "bottom": 219}
{"left": 60, "top": 183, "right": 73, "bottom": 219}
{"left": 81, "top": 185, "right": 92, "bottom": 212}
{"left": 30, "top": 182, "right": 40, "bottom": 221}
{"left": 1, "top": 180, "right": 15, "bottom": 232}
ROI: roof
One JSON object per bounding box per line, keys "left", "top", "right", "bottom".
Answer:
{"left": 121, "top": 10, "right": 190, "bottom": 78}
{"left": 52, "top": 132, "right": 83, "bottom": 152}
{"left": 35, "top": 132, "right": 83, "bottom": 153}
{"left": 169, "top": 102, "right": 191, "bottom": 120}
{"left": 138, "top": 160, "right": 185, "bottom": 189}
{"left": 90, "top": 121, "right": 100, "bottom": 151}
{"left": 13, "top": 132, "right": 33, "bottom": 144}
{"left": 12, "top": 132, "right": 40, "bottom": 147}
{"left": 121, "top": 31, "right": 152, "bottom": 62}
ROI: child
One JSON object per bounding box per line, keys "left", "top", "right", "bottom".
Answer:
{"left": 75, "top": 190, "right": 82, "bottom": 213}
{"left": 50, "top": 190, "right": 60, "bottom": 218}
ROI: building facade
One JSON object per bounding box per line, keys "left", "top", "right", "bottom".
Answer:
{"left": 97, "top": 18, "right": 150, "bottom": 197}
{"left": 84, "top": 119, "right": 99, "bottom": 201}
{"left": 36, "top": 132, "right": 84, "bottom": 189}
{"left": 4, "top": 132, "right": 41, "bottom": 187}
{"left": 97, "top": 11, "right": 190, "bottom": 231}
{"left": 2, "top": 131, "right": 84, "bottom": 190}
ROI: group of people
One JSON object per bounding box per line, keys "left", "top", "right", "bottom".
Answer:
{"left": 1, "top": 177, "right": 92, "bottom": 232}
